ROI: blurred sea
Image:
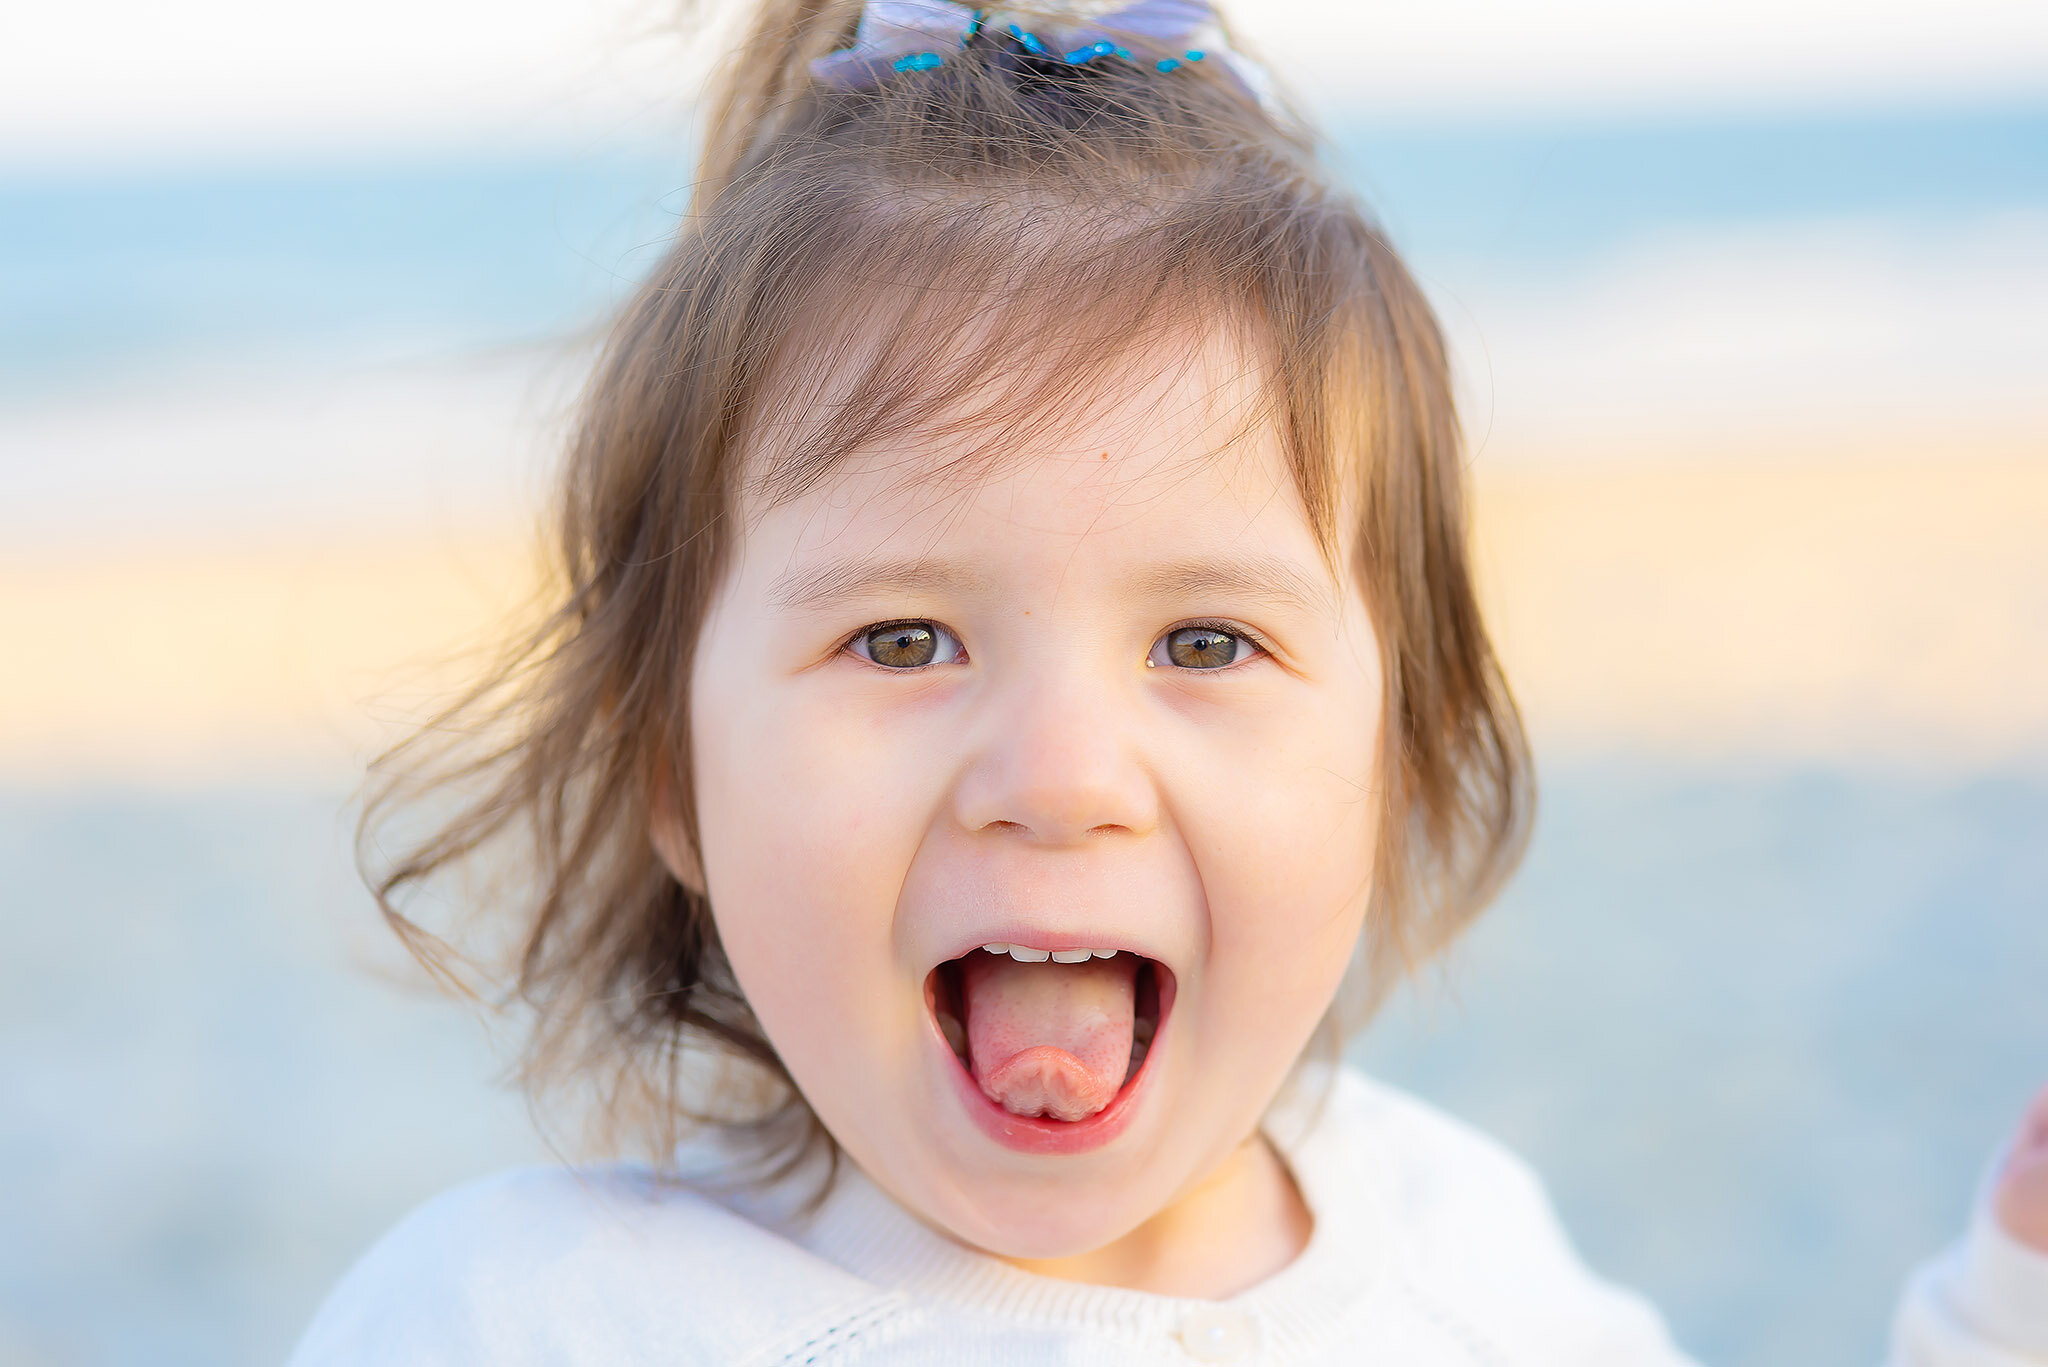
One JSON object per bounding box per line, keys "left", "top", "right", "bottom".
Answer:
{"left": 7, "top": 104, "right": 2047, "bottom": 394}
{"left": 3, "top": 103, "right": 2046, "bottom": 1367}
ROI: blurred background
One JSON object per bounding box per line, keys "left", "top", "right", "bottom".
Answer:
{"left": 3, "top": 2, "right": 2046, "bottom": 1363}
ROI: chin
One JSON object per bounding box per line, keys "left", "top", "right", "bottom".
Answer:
{"left": 925, "top": 1163, "right": 1179, "bottom": 1263}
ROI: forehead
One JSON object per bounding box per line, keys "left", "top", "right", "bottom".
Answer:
{"left": 731, "top": 329, "right": 1335, "bottom": 593}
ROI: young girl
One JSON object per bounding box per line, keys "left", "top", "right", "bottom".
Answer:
{"left": 294, "top": 1, "right": 2048, "bottom": 1361}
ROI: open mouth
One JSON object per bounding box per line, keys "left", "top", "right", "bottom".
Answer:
{"left": 927, "top": 945, "right": 1172, "bottom": 1153}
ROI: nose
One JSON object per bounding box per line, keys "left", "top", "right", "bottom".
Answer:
{"left": 952, "top": 672, "right": 1159, "bottom": 844}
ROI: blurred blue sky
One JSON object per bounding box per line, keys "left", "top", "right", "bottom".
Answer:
{"left": 5, "top": 0, "right": 2047, "bottom": 164}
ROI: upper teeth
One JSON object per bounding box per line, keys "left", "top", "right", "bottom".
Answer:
{"left": 981, "top": 944, "right": 1120, "bottom": 963}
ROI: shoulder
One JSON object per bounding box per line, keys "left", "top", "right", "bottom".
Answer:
{"left": 1317, "top": 1068, "right": 1563, "bottom": 1233}
{"left": 288, "top": 1164, "right": 897, "bottom": 1366}
{"left": 1299, "top": 1067, "right": 1696, "bottom": 1366}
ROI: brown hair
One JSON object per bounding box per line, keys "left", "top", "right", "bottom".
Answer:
{"left": 361, "top": 0, "right": 1532, "bottom": 1172}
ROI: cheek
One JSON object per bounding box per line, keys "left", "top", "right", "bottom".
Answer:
{"left": 689, "top": 647, "right": 950, "bottom": 1059}
{"left": 1182, "top": 676, "right": 1382, "bottom": 1001}
{"left": 1212, "top": 746, "right": 1376, "bottom": 969}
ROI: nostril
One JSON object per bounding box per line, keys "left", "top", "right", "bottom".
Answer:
{"left": 979, "top": 819, "right": 1135, "bottom": 838}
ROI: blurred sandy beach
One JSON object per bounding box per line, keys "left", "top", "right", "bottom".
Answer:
{"left": 7, "top": 429, "right": 2044, "bottom": 779}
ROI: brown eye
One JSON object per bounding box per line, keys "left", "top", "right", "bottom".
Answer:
{"left": 1155, "top": 625, "right": 1252, "bottom": 670}
{"left": 853, "top": 621, "right": 962, "bottom": 669}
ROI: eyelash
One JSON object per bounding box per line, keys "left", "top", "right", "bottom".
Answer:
{"left": 838, "top": 618, "right": 1272, "bottom": 671}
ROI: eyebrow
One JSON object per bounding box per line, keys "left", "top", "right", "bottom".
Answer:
{"left": 765, "top": 553, "right": 1337, "bottom": 617}
{"left": 766, "top": 556, "right": 995, "bottom": 613}
{"left": 1132, "top": 557, "right": 1339, "bottom": 618}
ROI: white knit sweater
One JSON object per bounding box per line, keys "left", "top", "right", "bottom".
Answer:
{"left": 290, "top": 1068, "right": 2048, "bottom": 1365}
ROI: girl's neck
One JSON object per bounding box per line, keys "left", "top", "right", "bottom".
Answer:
{"left": 998, "top": 1135, "right": 1312, "bottom": 1299}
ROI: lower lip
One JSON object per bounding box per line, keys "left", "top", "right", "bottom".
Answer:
{"left": 938, "top": 969, "right": 1177, "bottom": 1156}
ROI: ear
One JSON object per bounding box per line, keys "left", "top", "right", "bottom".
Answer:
{"left": 647, "top": 761, "right": 706, "bottom": 896}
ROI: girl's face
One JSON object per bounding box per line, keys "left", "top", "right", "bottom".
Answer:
{"left": 685, "top": 337, "right": 1384, "bottom": 1264}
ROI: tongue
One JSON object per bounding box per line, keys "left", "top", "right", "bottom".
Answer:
{"left": 961, "top": 952, "right": 1137, "bottom": 1121}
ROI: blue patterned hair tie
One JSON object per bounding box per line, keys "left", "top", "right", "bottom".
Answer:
{"left": 810, "top": 0, "right": 1279, "bottom": 115}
